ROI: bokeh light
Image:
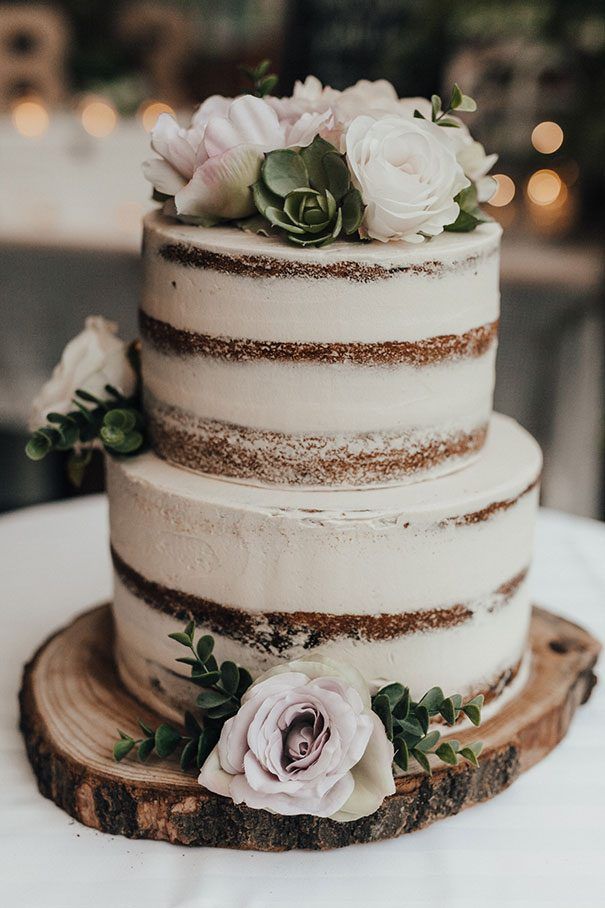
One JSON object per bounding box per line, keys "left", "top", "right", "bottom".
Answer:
{"left": 12, "top": 99, "right": 49, "bottom": 138}
{"left": 526, "top": 169, "right": 564, "bottom": 206}
{"left": 81, "top": 98, "right": 117, "bottom": 138}
{"left": 139, "top": 100, "right": 175, "bottom": 133}
{"left": 531, "top": 121, "right": 564, "bottom": 154}
{"left": 488, "top": 174, "right": 516, "bottom": 207}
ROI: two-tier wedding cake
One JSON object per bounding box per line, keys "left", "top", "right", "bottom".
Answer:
{"left": 109, "top": 214, "right": 541, "bottom": 729}
{"left": 27, "top": 74, "right": 571, "bottom": 838}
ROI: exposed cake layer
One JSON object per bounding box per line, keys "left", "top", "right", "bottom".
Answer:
{"left": 141, "top": 212, "right": 501, "bottom": 487}
{"left": 107, "top": 414, "right": 542, "bottom": 723}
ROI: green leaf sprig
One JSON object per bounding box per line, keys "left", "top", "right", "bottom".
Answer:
{"left": 114, "top": 621, "right": 253, "bottom": 770}
{"left": 414, "top": 82, "right": 477, "bottom": 128}
{"left": 114, "top": 621, "right": 483, "bottom": 780}
{"left": 371, "top": 683, "right": 484, "bottom": 775}
{"left": 25, "top": 343, "right": 145, "bottom": 486}
{"left": 113, "top": 711, "right": 220, "bottom": 772}
{"left": 239, "top": 59, "right": 278, "bottom": 98}
{"left": 250, "top": 135, "right": 364, "bottom": 247}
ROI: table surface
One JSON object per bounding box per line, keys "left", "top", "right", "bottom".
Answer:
{"left": 1, "top": 496, "right": 604, "bottom": 908}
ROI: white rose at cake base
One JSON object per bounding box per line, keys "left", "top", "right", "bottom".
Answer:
{"left": 345, "top": 115, "right": 469, "bottom": 243}
{"left": 199, "top": 656, "right": 395, "bottom": 822}
{"left": 29, "top": 316, "right": 136, "bottom": 429}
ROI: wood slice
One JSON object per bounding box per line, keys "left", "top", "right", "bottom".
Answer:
{"left": 19, "top": 604, "right": 600, "bottom": 851}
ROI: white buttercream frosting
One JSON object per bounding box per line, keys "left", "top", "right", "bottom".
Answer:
{"left": 108, "top": 414, "right": 541, "bottom": 720}
{"left": 140, "top": 213, "right": 501, "bottom": 486}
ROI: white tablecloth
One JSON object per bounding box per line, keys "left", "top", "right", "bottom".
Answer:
{"left": 1, "top": 497, "right": 604, "bottom": 908}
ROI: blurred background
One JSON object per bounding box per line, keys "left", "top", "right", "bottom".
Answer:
{"left": 0, "top": 0, "right": 603, "bottom": 517}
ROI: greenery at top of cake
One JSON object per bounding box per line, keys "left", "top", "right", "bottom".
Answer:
{"left": 142, "top": 64, "right": 497, "bottom": 247}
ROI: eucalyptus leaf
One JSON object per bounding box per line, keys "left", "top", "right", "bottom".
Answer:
{"left": 113, "top": 738, "right": 135, "bottom": 761}
{"left": 439, "top": 697, "right": 457, "bottom": 725}
{"left": 376, "top": 682, "right": 405, "bottom": 708}
{"left": 196, "top": 689, "right": 230, "bottom": 710}
{"left": 372, "top": 693, "right": 393, "bottom": 740}
{"left": 237, "top": 668, "right": 254, "bottom": 696}
{"left": 220, "top": 661, "right": 240, "bottom": 694}
{"left": 459, "top": 746, "right": 480, "bottom": 767}
{"left": 169, "top": 632, "right": 194, "bottom": 647}
{"left": 196, "top": 635, "right": 214, "bottom": 663}
{"left": 462, "top": 703, "right": 482, "bottom": 726}
{"left": 180, "top": 738, "right": 197, "bottom": 770}
{"left": 415, "top": 730, "right": 441, "bottom": 753}
{"left": 393, "top": 737, "right": 409, "bottom": 771}
{"left": 206, "top": 701, "right": 239, "bottom": 719}
{"left": 435, "top": 741, "right": 458, "bottom": 765}
{"left": 154, "top": 724, "right": 182, "bottom": 758}
{"left": 450, "top": 83, "right": 463, "bottom": 109}
{"left": 418, "top": 686, "right": 444, "bottom": 714}
{"left": 411, "top": 748, "right": 432, "bottom": 775}
{"left": 138, "top": 737, "right": 155, "bottom": 762}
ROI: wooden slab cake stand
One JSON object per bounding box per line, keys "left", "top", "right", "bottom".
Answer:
{"left": 19, "top": 604, "right": 600, "bottom": 851}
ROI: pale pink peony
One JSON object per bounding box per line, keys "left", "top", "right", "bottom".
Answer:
{"left": 143, "top": 94, "right": 331, "bottom": 223}
{"left": 198, "top": 656, "right": 395, "bottom": 822}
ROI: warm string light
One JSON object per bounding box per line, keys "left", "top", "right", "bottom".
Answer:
{"left": 526, "top": 169, "right": 565, "bottom": 207}
{"left": 80, "top": 97, "right": 117, "bottom": 138}
{"left": 139, "top": 100, "right": 175, "bottom": 132}
{"left": 488, "top": 174, "right": 516, "bottom": 207}
{"left": 11, "top": 98, "right": 49, "bottom": 138}
{"left": 531, "top": 121, "right": 564, "bottom": 154}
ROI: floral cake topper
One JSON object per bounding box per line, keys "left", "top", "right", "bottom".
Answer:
{"left": 143, "top": 64, "right": 497, "bottom": 246}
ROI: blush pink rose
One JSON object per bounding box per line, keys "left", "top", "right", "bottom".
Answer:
{"left": 198, "top": 656, "right": 395, "bottom": 822}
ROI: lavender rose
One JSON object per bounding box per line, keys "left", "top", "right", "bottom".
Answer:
{"left": 198, "top": 656, "right": 395, "bottom": 822}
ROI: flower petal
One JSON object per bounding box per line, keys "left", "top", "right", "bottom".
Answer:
{"left": 198, "top": 746, "right": 233, "bottom": 798}
{"left": 142, "top": 158, "right": 187, "bottom": 197}
{"left": 175, "top": 145, "right": 263, "bottom": 220}
{"left": 203, "top": 95, "right": 284, "bottom": 157}
{"left": 329, "top": 713, "right": 395, "bottom": 822}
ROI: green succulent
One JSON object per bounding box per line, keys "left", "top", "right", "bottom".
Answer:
{"left": 251, "top": 136, "right": 364, "bottom": 247}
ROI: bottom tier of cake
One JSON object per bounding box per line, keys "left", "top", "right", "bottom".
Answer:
{"left": 107, "top": 414, "right": 542, "bottom": 724}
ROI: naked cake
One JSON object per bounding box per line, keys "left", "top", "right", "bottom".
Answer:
{"left": 29, "top": 75, "right": 579, "bottom": 836}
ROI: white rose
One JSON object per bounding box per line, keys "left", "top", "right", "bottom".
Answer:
{"left": 198, "top": 654, "right": 395, "bottom": 822}
{"left": 345, "top": 115, "right": 470, "bottom": 243}
{"left": 29, "top": 317, "right": 136, "bottom": 429}
{"left": 396, "top": 103, "right": 497, "bottom": 203}
{"left": 454, "top": 135, "right": 498, "bottom": 202}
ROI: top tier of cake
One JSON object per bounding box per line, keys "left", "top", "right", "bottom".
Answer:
{"left": 141, "top": 212, "right": 502, "bottom": 488}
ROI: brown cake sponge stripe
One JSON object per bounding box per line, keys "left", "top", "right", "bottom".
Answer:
{"left": 111, "top": 547, "right": 528, "bottom": 655}
{"left": 157, "top": 240, "right": 498, "bottom": 281}
{"left": 139, "top": 310, "right": 499, "bottom": 367}
{"left": 441, "top": 475, "right": 541, "bottom": 527}
{"left": 146, "top": 402, "right": 488, "bottom": 486}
